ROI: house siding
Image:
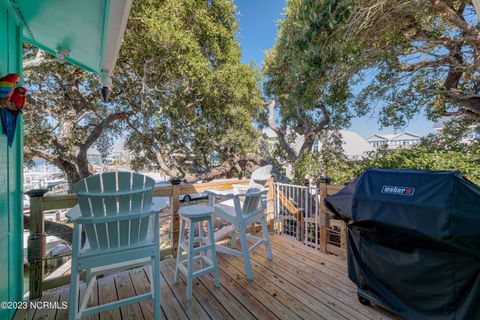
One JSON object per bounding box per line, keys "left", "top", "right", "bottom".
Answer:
{"left": 0, "top": 3, "right": 24, "bottom": 319}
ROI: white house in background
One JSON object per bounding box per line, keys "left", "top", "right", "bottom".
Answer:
{"left": 262, "top": 127, "right": 278, "bottom": 140}
{"left": 311, "top": 130, "right": 375, "bottom": 159}
{"left": 366, "top": 132, "right": 421, "bottom": 150}
{"left": 262, "top": 129, "right": 374, "bottom": 178}
{"left": 262, "top": 128, "right": 374, "bottom": 159}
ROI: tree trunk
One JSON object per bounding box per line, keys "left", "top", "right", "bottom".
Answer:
{"left": 55, "top": 159, "right": 82, "bottom": 194}
{"left": 183, "top": 153, "right": 266, "bottom": 183}
{"left": 77, "top": 148, "right": 92, "bottom": 178}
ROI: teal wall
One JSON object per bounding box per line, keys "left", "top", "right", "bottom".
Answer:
{"left": 0, "top": 2, "right": 24, "bottom": 319}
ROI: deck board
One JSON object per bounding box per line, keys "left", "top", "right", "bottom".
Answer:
{"left": 14, "top": 235, "right": 398, "bottom": 320}
{"left": 98, "top": 274, "right": 122, "bottom": 320}
{"left": 219, "top": 254, "right": 333, "bottom": 320}
{"left": 114, "top": 271, "right": 145, "bottom": 320}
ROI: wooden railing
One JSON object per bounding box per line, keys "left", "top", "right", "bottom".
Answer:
{"left": 319, "top": 182, "right": 347, "bottom": 256}
{"left": 26, "top": 177, "right": 279, "bottom": 299}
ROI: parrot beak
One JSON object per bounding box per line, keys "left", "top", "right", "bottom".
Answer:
{"left": 101, "top": 86, "right": 111, "bottom": 102}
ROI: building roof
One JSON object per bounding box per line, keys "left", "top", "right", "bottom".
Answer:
{"left": 367, "top": 132, "right": 420, "bottom": 141}
{"left": 339, "top": 130, "right": 375, "bottom": 157}
{"left": 266, "top": 129, "right": 374, "bottom": 157}
{"left": 262, "top": 127, "right": 278, "bottom": 139}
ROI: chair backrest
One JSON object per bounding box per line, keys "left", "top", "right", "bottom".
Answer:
{"left": 74, "top": 171, "right": 155, "bottom": 250}
{"left": 240, "top": 188, "right": 265, "bottom": 216}
{"left": 235, "top": 165, "right": 271, "bottom": 217}
{"left": 248, "top": 165, "right": 272, "bottom": 189}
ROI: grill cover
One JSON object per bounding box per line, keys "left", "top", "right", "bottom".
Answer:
{"left": 325, "top": 169, "right": 480, "bottom": 319}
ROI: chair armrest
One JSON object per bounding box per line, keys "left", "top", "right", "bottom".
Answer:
{"left": 66, "top": 198, "right": 168, "bottom": 224}
{"left": 206, "top": 189, "right": 236, "bottom": 200}
{"left": 236, "top": 189, "right": 268, "bottom": 198}
{"left": 76, "top": 208, "right": 160, "bottom": 224}
{"left": 207, "top": 189, "right": 234, "bottom": 196}
{"left": 232, "top": 184, "right": 249, "bottom": 193}
{"left": 66, "top": 205, "right": 82, "bottom": 223}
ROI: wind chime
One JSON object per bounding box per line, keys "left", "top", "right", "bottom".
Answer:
{"left": 0, "top": 73, "right": 27, "bottom": 147}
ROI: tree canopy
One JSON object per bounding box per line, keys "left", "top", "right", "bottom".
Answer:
{"left": 121, "top": 0, "right": 264, "bottom": 180}
{"left": 262, "top": 0, "right": 365, "bottom": 177}
{"left": 262, "top": 0, "right": 480, "bottom": 184}
{"left": 328, "top": 134, "right": 480, "bottom": 185}
{"left": 23, "top": 47, "right": 132, "bottom": 192}
{"left": 294, "top": 0, "right": 480, "bottom": 127}
{"left": 23, "top": 0, "right": 265, "bottom": 191}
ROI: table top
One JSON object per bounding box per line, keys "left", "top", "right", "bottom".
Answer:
{"left": 179, "top": 205, "right": 214, "bottom": 218}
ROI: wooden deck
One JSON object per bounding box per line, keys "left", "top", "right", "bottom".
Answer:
{"left": 14, "top": 235, "right": 397, "bottom": 320}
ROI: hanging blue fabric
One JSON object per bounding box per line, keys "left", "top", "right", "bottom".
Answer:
{"left": 0, "top": 108, "right": 18, "bottom": 147}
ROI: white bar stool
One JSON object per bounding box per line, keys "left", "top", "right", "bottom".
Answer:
{"left": 174, "top": 205, "right": 220, "bottom": 300}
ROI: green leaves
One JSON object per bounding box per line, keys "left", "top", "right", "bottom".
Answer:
{"left": 122, "top": 0, "right": 263, "bottom": 177}
{"left": 319, "top": 130, "right": 480, "bottom": 186}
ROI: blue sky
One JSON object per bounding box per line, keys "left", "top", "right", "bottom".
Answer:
{"left": 234, "top": 0, "right": 435, "bottom": 139}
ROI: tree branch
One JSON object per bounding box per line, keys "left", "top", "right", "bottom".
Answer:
{"left": 442, "top": 109, "right": 480, "bottom": 120}
{"left": 443, "top": 43, "right": 464, "bottom": 90}
{"left": 265, "top": 101, "right": 297, "bottom": 162}
{"left": 79, "top": 111, "right": 132, "bottom": 151}
{"left": 428, "top": 0, "right": 480, "bottom": 40}
{"left": 396, "top": 56, "right": 451, "bottom": 72}
{"left": 24, "top": 146, "right": 56, "bottom": 163}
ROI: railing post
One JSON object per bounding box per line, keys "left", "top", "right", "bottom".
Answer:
{"left": 171, "top": 184, "right": 180, "bottom": 258}
{"left": 26, "top": 189, "right": 49, "bottom": 299}
{"left": 340, "top": 221, "right": 347, "bottom": 249}
{"left": 266, "top": 176, "right": 275, "bottom": 231}
{"left": 318, "top": 178, "right": 330, "bottom": 253}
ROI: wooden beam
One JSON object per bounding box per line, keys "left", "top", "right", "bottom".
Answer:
{"left": 276, "top": 189, "right": 300, "bottom": 216}
{"left": 326, "top": 185, "right": 343, "bottom": 195}
{"left": 42, "top": 179, "right": 250, "bottom": 210}
{"left": 266, "top": 177, "right": 275, "bottom": 231}
{"left": 340, "top": 221, "right": 347, "bottom": 250}
{"left": 178, "top": 179, "right": 249, "bottom": 195}
{"left": 26, "top": 189, "right": 49, "bottom": 299}
{"left": 327, "top": 244, "right": 346, "bottom": 257}
{"left": 171, "top": 184, "right": 180, "bottom": 258}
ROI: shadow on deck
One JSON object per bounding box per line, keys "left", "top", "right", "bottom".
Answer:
{"left": 14, "top": 235, "right": 398, "bottom": 320}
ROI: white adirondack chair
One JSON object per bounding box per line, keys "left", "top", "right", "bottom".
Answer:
{"left": 221, "top": 164, "right": 273, "bottom": 247}
{"left": 233, "top": 165, "right": 273, "bottom": 192}
{"left": 66, "top": 172, "right": 166, "bottom": 320}
{"left": 207, "top": 165, "right": 273, "bottom": 280}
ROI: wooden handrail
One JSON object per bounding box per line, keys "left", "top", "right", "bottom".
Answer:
{"left": 42, "top": 179, "right": 250, "bottom": 210}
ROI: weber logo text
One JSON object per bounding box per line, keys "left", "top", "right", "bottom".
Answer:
{"left": 381, "top": 185, "right": 415, "bottom": 196}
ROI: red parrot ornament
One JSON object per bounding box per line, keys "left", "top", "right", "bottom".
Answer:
{"left": 0, "top": 74, "right": 20, "bottom": 100}
{"left": 10, "top": 87, "right": 27, "bottom": 111}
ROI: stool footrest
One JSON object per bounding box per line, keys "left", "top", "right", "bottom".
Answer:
{"left": 192, "top": 244, "right": 215, "bottom": 254}
{"left": 178, "top": 254, "right": 214, "bottom": 267}
{"left": 176, "top": 258, "right": 216, "bottom": 280}
{"left": 192, "top": 266, "right": 216, "bottom": 279}
{"left": 180, "top": 242, "right": 215, "bottom": 254}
